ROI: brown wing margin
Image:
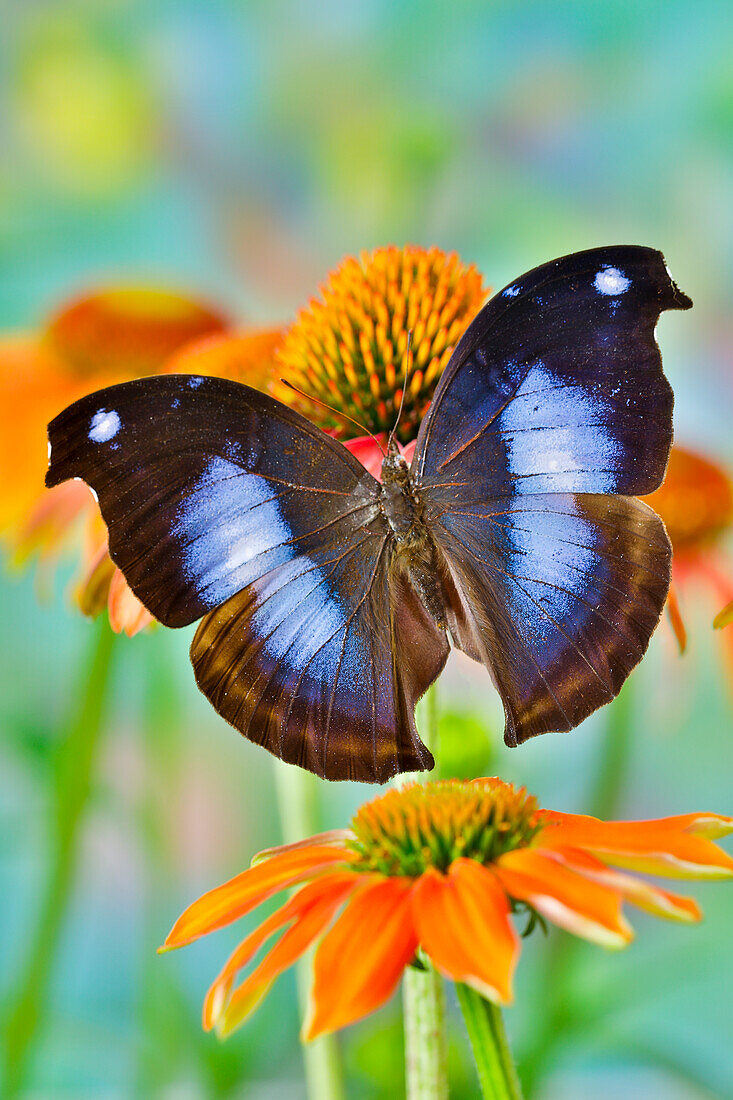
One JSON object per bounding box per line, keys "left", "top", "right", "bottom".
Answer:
{"left": 428, "top": 493, "right": 671, "bottom": 745}
{"left": 190, "top": 537, "right": 449, "bottom": 782}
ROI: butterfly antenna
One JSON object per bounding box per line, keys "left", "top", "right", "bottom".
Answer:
{"left": 279, "top": 379, "right": 387, "bottom": 457}
{"left": 387, "top": 329, "right": 412, "bottom": 453}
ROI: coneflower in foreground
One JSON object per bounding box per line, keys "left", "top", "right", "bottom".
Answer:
{"left": 160, "top": 778, "right": 732, "bottom": 1040}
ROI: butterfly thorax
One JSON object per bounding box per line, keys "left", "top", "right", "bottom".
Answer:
{"left": 380, "top": 450, "right": 447, "bottom": 630}
{"left": 380, "top": 451, "right": 422, "bottom": 544}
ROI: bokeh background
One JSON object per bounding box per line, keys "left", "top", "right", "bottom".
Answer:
{"left": 1, "top": 2, "right": 732, "bottom": 1097}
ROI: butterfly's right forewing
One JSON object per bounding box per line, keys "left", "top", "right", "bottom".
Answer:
{"left": 47, "top": 374, "right": 446, "bottom": 780}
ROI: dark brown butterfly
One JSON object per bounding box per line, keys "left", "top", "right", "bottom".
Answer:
{"left": 46, "top": 246, "right": 691, "bottom": 782}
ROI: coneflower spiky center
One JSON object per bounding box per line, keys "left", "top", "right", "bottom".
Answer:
{"left": 348, "top": 779, "right": 540, "bottom": 877}
{"left": 273, "top": 245, "right": 487, "bottom": 443}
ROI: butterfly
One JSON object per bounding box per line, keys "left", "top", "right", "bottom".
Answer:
{"left": 46, "top": 246, "right": 691, "bottom": 782}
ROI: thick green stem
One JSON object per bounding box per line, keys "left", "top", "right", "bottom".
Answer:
{"left": 457, "top": 984, "right": 523, "bottom": 1100}
{"left": 273, "top": 760, "right": 345, "bottom": 1100}
{"left": 134, "top": 635, "right": 185, "bottom": 1096}
{"left": 1, "top": 619, "right": 117, "bottom": 1097}
{"left": 399, "top": 683, "right": 450, "bottom": 1097}
{"left": 517, "top": 680, "right": 637, "bottom": 1096}
{"left": 587, "top": 677, "right": 635, "bottom": 821}
{"left": 403, "top": 962, "right": 449, "bottom": 1100}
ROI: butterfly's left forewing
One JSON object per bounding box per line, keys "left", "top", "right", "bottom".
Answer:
{"left": 413, "top": 246, "right": 690, "bottom": 745}
{"left": 47, "top": 375, "right": 447, "bottom": 780}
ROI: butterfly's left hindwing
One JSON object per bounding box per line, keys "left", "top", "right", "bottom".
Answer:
{"left": 46, "top": 375, "right": 447, "bottom": 780}
{"left": 413, "top": 246, "right": 689, "bottom": 745}
{"left": 191, "top": 549, "right": 448, "bottom": 781}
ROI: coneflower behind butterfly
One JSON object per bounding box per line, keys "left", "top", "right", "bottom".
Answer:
{"left": 46, "top": 246, "right": 691, "bottom": 781}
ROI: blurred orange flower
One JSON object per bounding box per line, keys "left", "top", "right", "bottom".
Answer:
{"left": 0, "top": 286, "right": 239, "bottom": 633}
{"left": 644, "top": 445, "right": 733, "bottom": 655}
{"left": 5, "top": 245, "right": 485, "bottom": 632}
{"left": 160, "top": 778, "right": 733, "bottom": 1040}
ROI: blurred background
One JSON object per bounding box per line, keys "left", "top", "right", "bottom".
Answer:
{"left": 1, "top": 1, "right": 732, "bottom": 1097}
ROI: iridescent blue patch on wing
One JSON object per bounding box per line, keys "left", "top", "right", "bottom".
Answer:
{"left": 498, "top": 363, "right": 622, "bottom": 493}
{"left": 248, "top": 556, "right": 346, "bottom": 667}
{"left": 173, "top": 456, "right": 294, "bottom": 605}
{"left": 172, "top": 456, "right": 349, "bottom": 648}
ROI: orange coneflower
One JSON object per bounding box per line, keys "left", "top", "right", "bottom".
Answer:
{"left": 160, "top": 778, "right": 733, "bottom": 1040}
{"left": 273, "top": 244, "right": 488, "bottom": 449}
{"left": 644, "top": 444, "right": 733, "bottom": 657}
{"left": 0, "top": 286, "right": 239, "bottom": 633}
{"left": 7, "top": 246, "right": 486, "bottom": 627}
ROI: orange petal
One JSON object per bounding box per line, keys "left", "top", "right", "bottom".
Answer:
{"left": 11, "top": 479, "right": 91, "bottom": 565}
{"left": 165, "top": 328, "right": 283, "bottom": 391}
{"left": 107, "top": 568, "right": 154, "bottom": 636}
{"left": 496, "top": 849, "right": 633, "bottom": 948}
{"left": 304, "top": 876, "right": 417, "bottom": 1040}
{"left": 713, "top": 599, "right": 733, "bottom": 631}
{"left": 252, "top": 829, "right": 353, "bottom": 865}
{"left": 412, "top": 859, "right": 519, "bottom": 1003}
{"left": 537, "top": 811, "right": 733, "bottom": 879}
{"left": 44, "top": 286, "right": 229, "bottom": 382}
{"left": 76, "top": 540, "right": 116, "bottom": 618}
{"left": 550, "top": 847, "right": 701, "bottom": 923}
{"left": 0, "top": 336, "right": 79, "bottom": 533}
{"left": 161, "top": 844, "right": 352, "bottom": 950}
{"left": 666, "top": 583, "right": 687, "bottom": 654}
{"left": 215, "top": 873, "right": 359, "bottom": 1037}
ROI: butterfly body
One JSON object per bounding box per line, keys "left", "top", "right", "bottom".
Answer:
{"left": 46, "top": 246, "right": 692, "bottom": 781}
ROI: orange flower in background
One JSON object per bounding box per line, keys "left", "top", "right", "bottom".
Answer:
{"left": 3, "top": 244, "right": 486, "bottom": 631}
{"left": 0, "top": 286, "right": 232, "bottom": 633}
{"left": 160, "top": 778, "right": 733, "bottom": 1041}
{"left": 644, "top": 444, "right": 733, "bottom": 655}
{"left": 273, "top": 244, "right": 488, "bottom": 444}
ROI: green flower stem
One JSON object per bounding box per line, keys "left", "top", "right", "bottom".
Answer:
{"left": 273, "top": 760, "right": 345, "bottom": 1100}
{"left": 356, "top": 688, "right": 450, "bottom": 1095}
{"left": 398, "top": 683, "right": 450, "bottom": 1098}
{"left": 403, "top": 961, "right": 449, "bottom": 1100}
{"left": 517, "top": 680, "right": 637, "bottom": 1096}
{"left": 456, "top": 984, "right": 523, "bottom": 1100}
{"left": 135, "top": 634, "right": 186, "bottom": 1094}
{"left": 587, "top": 676, "right": 635, "bottom": 821}
{"left": 1, "top": 619, "right": 117, "bottom": 1098}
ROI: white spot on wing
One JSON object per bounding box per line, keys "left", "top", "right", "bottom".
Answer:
{"left": 89, "top": 409, "right": 121, "bottom": 443}
{"left": 503, "top": 285, "right": 520, "bottom": 298}
{"left": 594, "top": 267, "right": 630, "bottom": 296}
{"left": 188, "top": 376, "right": 203, "bottom": 388}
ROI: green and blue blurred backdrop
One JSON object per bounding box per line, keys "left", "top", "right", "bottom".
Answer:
{"left": 1, "top": 2, "right": 732, "bottom": 1097}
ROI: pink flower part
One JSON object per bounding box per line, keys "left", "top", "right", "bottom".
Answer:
{"left": 342, "top": 434, "right": 417, "bottom": 481}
